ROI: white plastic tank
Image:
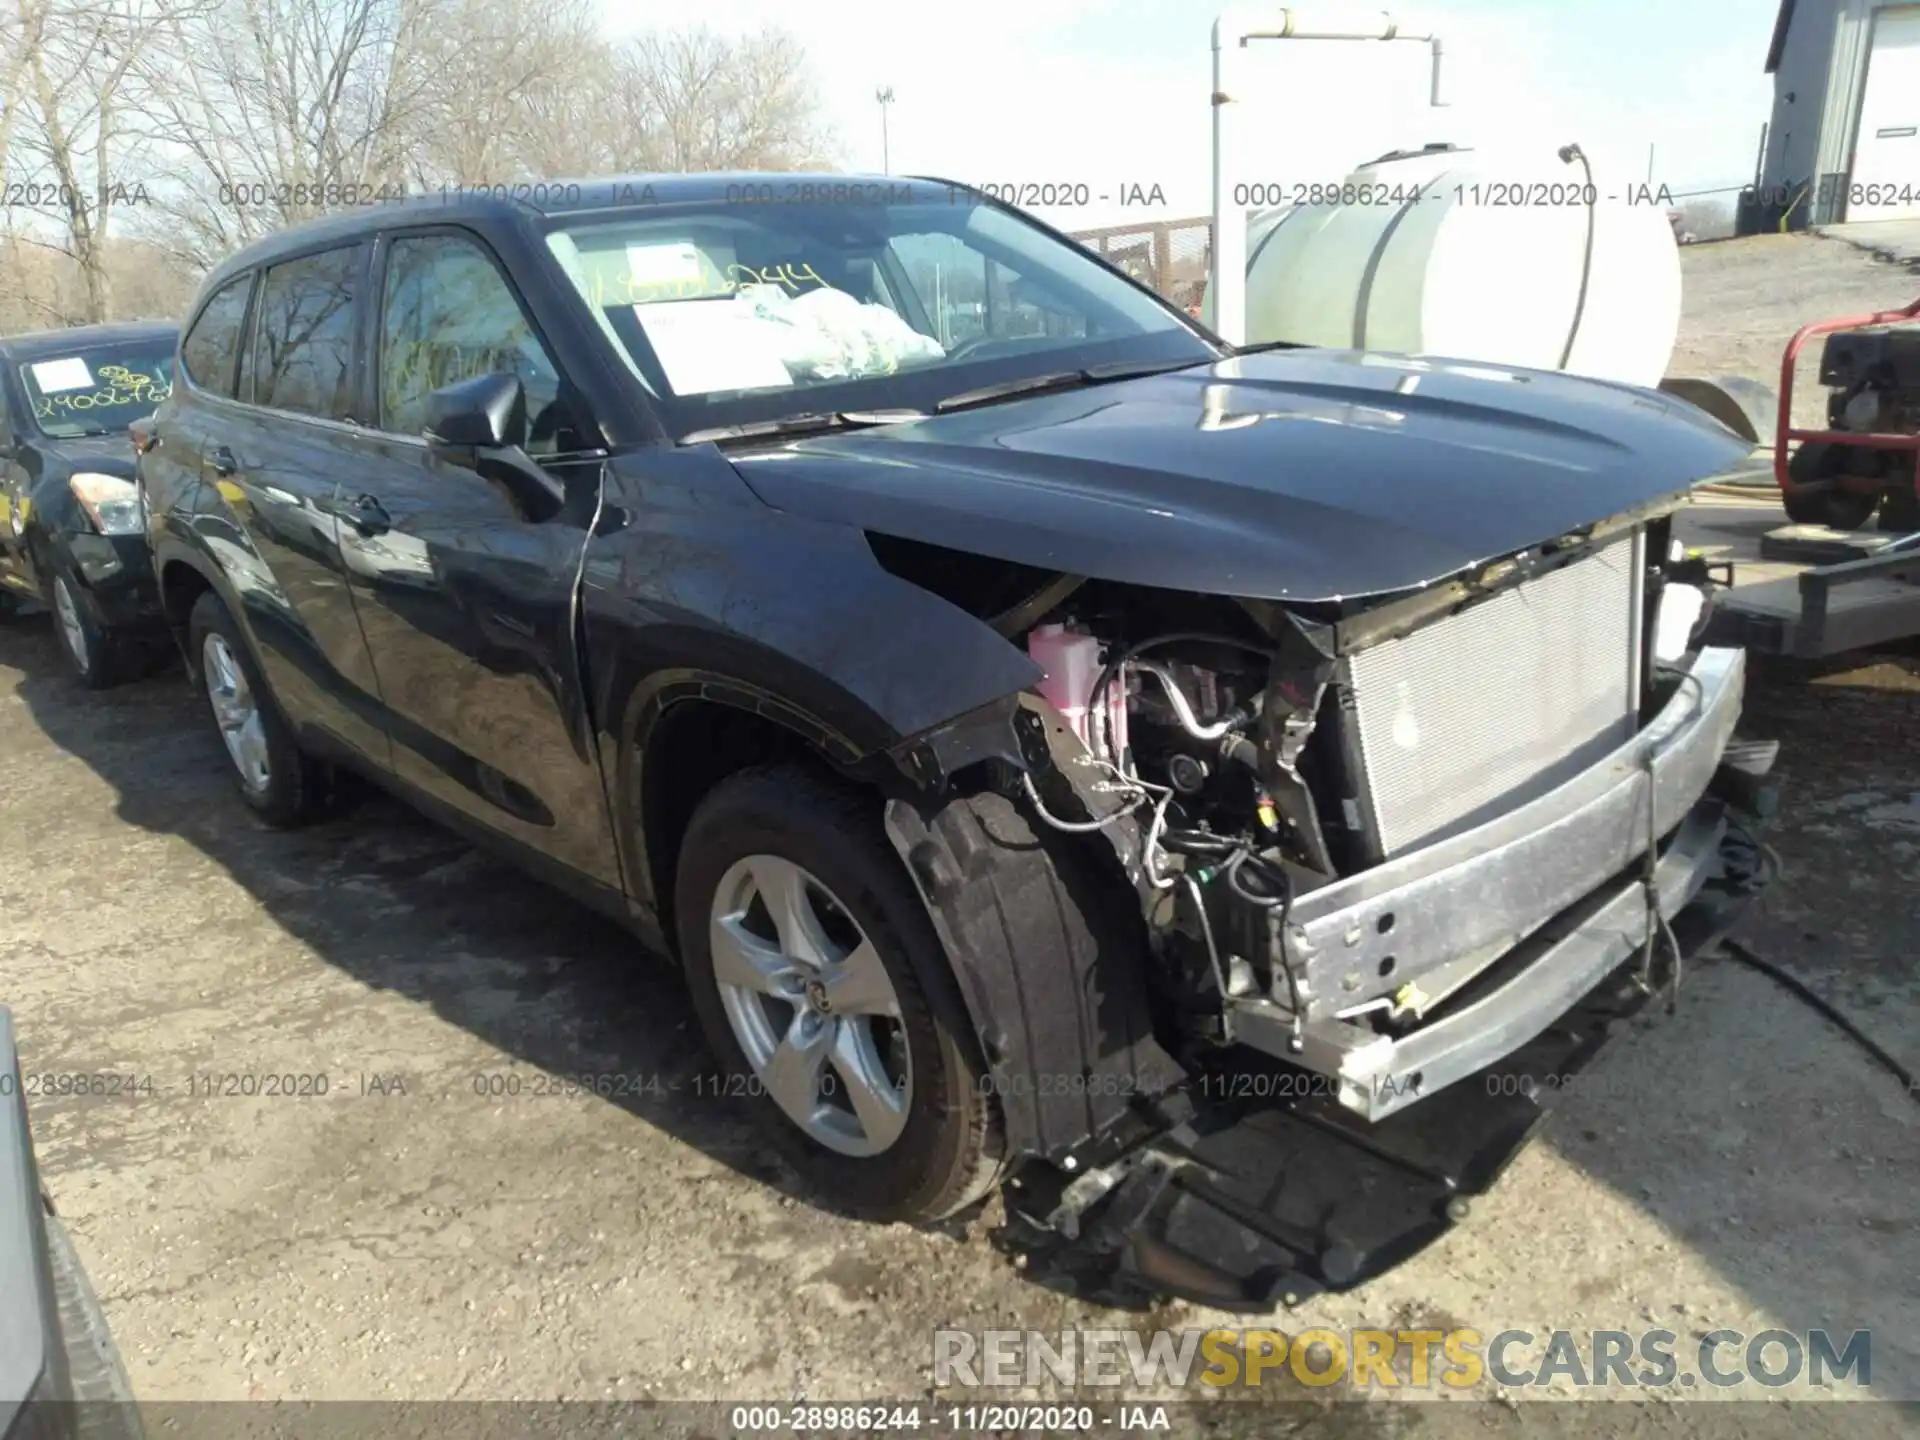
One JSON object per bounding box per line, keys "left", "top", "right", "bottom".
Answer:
{"left": 1201, "top": 143, "right": 1682, "bottom": 388}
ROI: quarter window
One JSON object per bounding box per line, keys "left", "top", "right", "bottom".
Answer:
{"left": 378, "top": 234, "right": 571, "bottom": 455}
{"left": 251, "top": 247, "right": 363, "bottom": 421}
{"left": 181, "top": 274, "right": 254, "bottom": 397}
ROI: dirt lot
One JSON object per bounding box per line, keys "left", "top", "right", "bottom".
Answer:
{"left": 2, "top": 234, "right": 1916, "bottom": 1427}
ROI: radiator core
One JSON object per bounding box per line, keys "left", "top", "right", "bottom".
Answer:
{"left": 1341, "top": 532, "right": 1645, "bottom": 859}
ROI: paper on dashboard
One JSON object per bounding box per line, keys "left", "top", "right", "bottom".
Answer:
{"left": 30, "top": 357, "right": 94, "bottom": 392}
{"left": 635, "top": 300, "right": 793, "bottom": 395}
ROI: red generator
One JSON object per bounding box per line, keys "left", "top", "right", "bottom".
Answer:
{"left": 1777, "top": 298, "right": 1920, "bottom": 533}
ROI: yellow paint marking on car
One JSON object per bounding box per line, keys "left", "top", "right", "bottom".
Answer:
{"left": 215, "top": 480, "right": 246, "bottom": 507}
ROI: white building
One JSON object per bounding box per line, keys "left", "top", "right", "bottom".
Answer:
{"left": 1762, "top": 1, "right": 1920, "bottom": 225}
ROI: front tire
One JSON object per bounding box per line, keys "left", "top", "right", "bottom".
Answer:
{"left": 675, "top": 765, "right": 1004, "bottom": 1223}
{"left": 47, "top": 566, "right": 130, "bottom": 690}
{"left": 187, "top": 589, "right": 334, "bottom": 827}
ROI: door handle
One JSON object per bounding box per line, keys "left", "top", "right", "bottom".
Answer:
{"left": 208, "top": 446, "right": 238, "bottom": 479}
{"left": 325, "top": 493, "right": 391, "bottom": 538}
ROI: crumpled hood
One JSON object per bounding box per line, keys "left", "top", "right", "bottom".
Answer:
{"left": 728, "top": 349, "right": 1753, "bottom": 603}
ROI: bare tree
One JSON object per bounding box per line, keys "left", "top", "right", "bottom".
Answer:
{"left": 133, "top": 0, "right": 445, "bottom": 266}
{"left": 4, "top": 0, "right": 169, "bottom": 323}
{"left": 610, "top": 26, "right": 837, "bottom": 173}
{"left": 1, "top": 0, "right": 840, "bottom": 320}
{"left": 398, "top": 0, "right": 607, "bottom": 185}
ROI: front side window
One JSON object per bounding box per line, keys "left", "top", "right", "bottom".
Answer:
{"left": 544, "top": 189, "right": 1211, "bottom": 439}
{"left": 377, "top": 233, "right": 571, "bottom": 454}
{"left": 181, "top": 274, "right": 252, "bottom": 396}
{"left": 252, "top": 246, "right": 363, "bottom": 421}
{"left": 18, "top": 343, "right": 175, "bottom": 439}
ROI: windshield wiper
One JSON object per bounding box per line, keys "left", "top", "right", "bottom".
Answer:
{"left": 679, "top": 408, "right": 929, "bottom": 447}
{"left": 933, "top": 358, "right": 1201, "bottom": 414}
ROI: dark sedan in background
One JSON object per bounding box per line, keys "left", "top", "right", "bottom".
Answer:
{"left": 0, "top": 323, "right": 177, "bottom": 688}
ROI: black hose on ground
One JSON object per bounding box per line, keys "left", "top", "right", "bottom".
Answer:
{"left": 1718, "top": 938, "right": 1917, "bottom": 1106}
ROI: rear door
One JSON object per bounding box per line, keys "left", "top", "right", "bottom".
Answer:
{"left": 333, "top": 227, "right": 617, "bottom": 889}
{"left": 210, "top": 244, "right": 390, "bottom": 768}
{"left": 150, "top": 271, "right": 255, "bottom": 516}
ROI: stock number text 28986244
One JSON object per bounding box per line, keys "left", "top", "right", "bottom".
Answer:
{"left": 1231, "top": 181, "right": 1430, "bottom": 208}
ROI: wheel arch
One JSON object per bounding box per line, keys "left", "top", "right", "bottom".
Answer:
{"left": 152, "top": 537, "right": 254, "bottom": 674}
{"left": 625, "top": 673, "right": 1185, "bottom": 1163}
{"left": 623, "top": 677, "right": 887, "bottom": 955}
{"left": 156, "top": 550, "right": 216, "bottom": 645}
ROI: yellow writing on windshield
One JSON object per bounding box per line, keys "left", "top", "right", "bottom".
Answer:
{"left": 33, "top": 363, "right": 172, "bottom": 418}
{"left": 584, "top": 260, "right": 828, "bottom": 307}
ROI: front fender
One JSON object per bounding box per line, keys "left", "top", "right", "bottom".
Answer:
{"left": 585, "top": 449, "right": 1043, "bottom": 909}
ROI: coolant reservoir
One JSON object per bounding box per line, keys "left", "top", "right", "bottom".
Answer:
{"left": 1028, "top": 624, "right": 1128, "bottom": 761}
{"left": 1203, "top": 143, "right": 1682, "bottom": 387}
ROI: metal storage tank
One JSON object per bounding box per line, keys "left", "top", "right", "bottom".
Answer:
{"left": 1203, "top": 143, "right": 1683, "bottom": 388}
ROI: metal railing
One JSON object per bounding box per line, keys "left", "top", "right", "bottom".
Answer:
{"left": 1070, "top": 218, "right": 1212, "bottom": 312}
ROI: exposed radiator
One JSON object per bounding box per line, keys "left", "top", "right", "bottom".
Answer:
{"left": 1340, "top": 531, "right": 1645, "bottom": 859}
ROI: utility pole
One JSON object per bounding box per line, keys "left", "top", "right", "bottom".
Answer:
{"left": 876, "top": 87, "right": 895, "bottom": 172}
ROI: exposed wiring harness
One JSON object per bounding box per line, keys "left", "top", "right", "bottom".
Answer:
{"left": 1018, "top": 629, "right": 1308, "bottom": 1038}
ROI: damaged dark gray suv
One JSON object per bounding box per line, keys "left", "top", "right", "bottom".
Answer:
{"left": 137, "top": 174, "right": 1780, "bottom": 1309}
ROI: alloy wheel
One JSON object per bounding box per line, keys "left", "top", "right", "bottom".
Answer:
{"left": 709, "top": 854, "right": 913, "bottom": 1157}
{"left": 201, "top": 632, "right": 271, "bottom": 793}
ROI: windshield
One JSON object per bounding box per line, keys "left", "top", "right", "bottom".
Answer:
{"left": 18, "top": 343, "right": 175, "bottom": 439}
{"left": 544, "top": 191, "right": 1217, "bottom": 438}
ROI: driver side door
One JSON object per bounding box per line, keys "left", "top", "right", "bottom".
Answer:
{"left": 332, "top": 226, "right": 620, "bottom": 893}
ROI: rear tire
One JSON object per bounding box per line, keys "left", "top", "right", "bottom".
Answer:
{"left": 187, "top": 589, "right": 335, "bottom": 827}
{"left": 675, "top": 764, "right": 1004, "bottom": 1223}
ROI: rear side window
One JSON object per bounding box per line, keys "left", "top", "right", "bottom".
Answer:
{"left": 181, "top": 274, "right": 253, "bottom": 397}
{"left": 252, "top": 246, "right": 363, "bottom": 421}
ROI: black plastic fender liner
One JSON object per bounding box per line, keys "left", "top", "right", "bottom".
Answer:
{"left": 882, "top": 788, "right": 1188, "bottom": 1163}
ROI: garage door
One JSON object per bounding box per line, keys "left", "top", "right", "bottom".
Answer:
{"left": 1851, "top": 5, "right": 1920, "bottom": 220}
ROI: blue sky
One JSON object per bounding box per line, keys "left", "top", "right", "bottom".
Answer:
{"left": 602, "top": 0, "right": 1783, "bottom": 229}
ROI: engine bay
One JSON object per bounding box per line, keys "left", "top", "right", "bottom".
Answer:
{"left": 867, "top": 509, "right": 1720, "bottom": 1067}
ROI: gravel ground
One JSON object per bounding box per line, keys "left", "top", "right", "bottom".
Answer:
{"left": 1670, "top": 231, "right": 1920, "bottom": 432}
{"left": 2, "top": 235, "right": 1916, "bottom": 1430}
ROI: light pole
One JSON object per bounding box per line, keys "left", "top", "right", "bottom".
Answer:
{"left": 876, "top": 87, "right": 895, "bottom": 172}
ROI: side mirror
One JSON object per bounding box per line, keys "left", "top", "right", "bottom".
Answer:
{"left": 423, "top": 370, "right": 567, "bottom": 522}
{"left": 424, "top": 372, "right": 528, "bottom": 451}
